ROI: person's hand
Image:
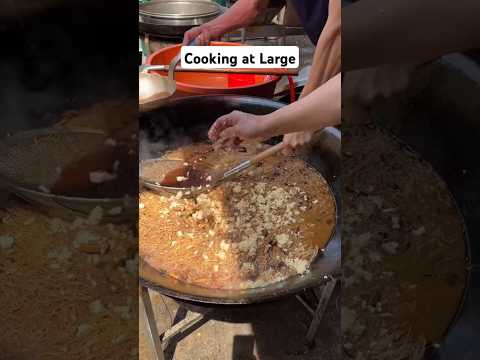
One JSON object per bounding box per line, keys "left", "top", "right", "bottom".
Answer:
{"left": 282, "top": 131, "right": 313, "bottom": 154}
{"left": 182, "top": 24, "right": 215, "bottom": 46}
{"left": 208, "top": 110, "right": 268, "bottom": 148}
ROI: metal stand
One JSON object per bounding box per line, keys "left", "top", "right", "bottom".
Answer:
{"left": 141, "top": 286, "right": 211, "bottom": 360}
{"left": 141, "top": 280, "right": 338, "bottom": 359}
{"left": 296, "top": 278, "right": 339, "bottom": 344}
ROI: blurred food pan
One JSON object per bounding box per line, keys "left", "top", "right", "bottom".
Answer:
{"left": 0, "top": 128, "right": 136, "bottom": 222}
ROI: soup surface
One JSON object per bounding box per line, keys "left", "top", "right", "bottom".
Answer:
{"left": 139, "top": 142, "right": 336, "bottom": 290}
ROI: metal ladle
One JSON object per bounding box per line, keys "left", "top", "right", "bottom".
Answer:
{"left": 139, "top": 40, "right": 195, "bottom": 112}
{"left": 140, "top": 142, "right": 287, "bottom": 196}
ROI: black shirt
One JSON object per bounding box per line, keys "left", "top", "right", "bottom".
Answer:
{"left": 289, "top": 0, "right": 329, "bottom": 44}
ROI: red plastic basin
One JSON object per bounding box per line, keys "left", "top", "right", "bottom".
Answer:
{"left": 146, "top": 42, "right": 280, "bottom": 98}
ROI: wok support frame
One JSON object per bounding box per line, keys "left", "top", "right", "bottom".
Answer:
{"left": 141, "top": 278, "right": 339, "bottom": 359}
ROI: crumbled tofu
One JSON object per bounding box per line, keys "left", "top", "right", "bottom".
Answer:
{"left": 254, "top": 183, "right": 266, "bottom": 193}
{"left": 114, "top": 305, "right": 132, "bottom": 320}
{"left": 104, "top": 138, "right": 117, "bottom": 146}
{"left": 171, "top": 241, "right": 177, "bottom": 247}
{"left": 48, "top": 218, "right": 67, "bottom": 233}
{"left": 76, "top": 324, "right": 92, "bottom": 337}
{"left": 192, "top": 210, "right": 204, "bottom": 221}
{"left": 202, "top": 254, "right": 209, "bottom": 260}
{"left": 285, "top": 258, "right": 309, "bottom": 274}
{"left": 412, "top": 226, "right": 426, "bottom": 236}
{"left": 238, "top": 233, "right": 258, "bottom": 256}
{"left": 48, "top": 247, "right": 72, "bottom": 261}
{"left": 213, "top": 265, "right": 219, "bottom": 272}
{"left": 241, "top": 263, "right": 255, "bottom": 273}
{"left": 108, "top": 206, "right": 122, "bottom": 215}
{"left": 113, "top": 160, "right": 120, "bottom": 172}
{"left": 382, "top": 242, "right": 398, "bottom": 255}
{"left": 73, "top": 230, "right": 99, "bottom": 252}
{"left": 0, "top": 235, "right": 15, "bottom": 250}
{"left": 89, "top": 171, "right": 116, "bottom": 184}
{"left": 177, "top": 231, "right": 183, "bottom": 237}
{"left": 175, "top": 191, "right": 183, "bottom": 199}
{"left": 275, "top": 234, "right": 291, "bottom": 248}
{"left": 89, "top": 300, "right": 105, "bottom": 315}
{"left": 176, "top": 176, "right": 188, "bottom": 182}
{"left": 125, "top": 254, "right": 138, "bottom": 275}
{"left": 233, "top": 185, "right": 242, "bottom": 193}
{"left": 220, "top": 240, "right": 230, "bottom": 251}
{"left": 206, "top": 176, "right": 212, "bottom": 182}
{"left": 139, "top": 203, "right": 145, "bottom": 209}
{"left": 87, "top": 206, "right": 103, "bottom": 225}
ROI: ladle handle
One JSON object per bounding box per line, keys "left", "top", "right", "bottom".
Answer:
{"left": 250, "top": 141, "right": 286, "bottom": 164}
{"left": 168, "top": 39, "right": 197, "bottom": 81}
{"left": 145, "top": 66, "right": 298, "bottom": 76}
{"left": 221, "top": 142, "right": 286, "bottom": 181}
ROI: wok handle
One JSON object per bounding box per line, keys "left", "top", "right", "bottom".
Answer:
{"left": 250, "top": 141, "right": 286, "bottom": 164}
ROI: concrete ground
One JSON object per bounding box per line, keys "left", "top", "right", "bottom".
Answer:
{"left": 139, "top": 287, "right": 340, "bottom": 360}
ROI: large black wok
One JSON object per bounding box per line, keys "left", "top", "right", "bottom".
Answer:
{"left": 139, "top": 95, "right": 341, "bottom": 304}
{"left": 364, "top": 54, "right": 480, "bottom": 359}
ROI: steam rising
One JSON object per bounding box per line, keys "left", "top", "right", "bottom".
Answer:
{"left": 140, "top": 111, "right": 208, "bottom": 161}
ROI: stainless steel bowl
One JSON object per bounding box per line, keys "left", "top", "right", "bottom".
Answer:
{"left": 139, "top": 0, "right": 223, "bottom": 37}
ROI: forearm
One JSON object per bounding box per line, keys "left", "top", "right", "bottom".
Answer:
{"left": 301, "top": 0, "right": 341, "bottom": 97}
{"left": 262, "top": 73, "right": 341, "bottom": 136}
{"left": 205, "top": 0, "right": 270, "bottom": 38}
{"left": 343, "top": 0, "right": 480, "bottom": 71}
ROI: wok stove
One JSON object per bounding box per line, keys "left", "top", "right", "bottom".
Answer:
{"left": 141, "top": 278, "right": 339, "bottom": 360}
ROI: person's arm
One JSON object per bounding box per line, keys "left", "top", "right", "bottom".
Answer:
{"left": 283, "top": 0, "right": 340, "bottom": 149}
{"left": 209, "top": 73, "right": 341, "bottom": 142}
{"left": 300, "top": 0, "right": 341, "bottom": 97}
{"left": 183, "top": 0, "right": 270, "bottom": 45}
{"left": 343, "top": 0, "right": 480, "bottom": 71}
{"left": 262, "top": 73, "right": 340, "bottom": 135}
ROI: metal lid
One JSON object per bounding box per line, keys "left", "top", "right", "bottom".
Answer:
{"left": 139, "top": 0, "right": 221, "bottom": 20}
